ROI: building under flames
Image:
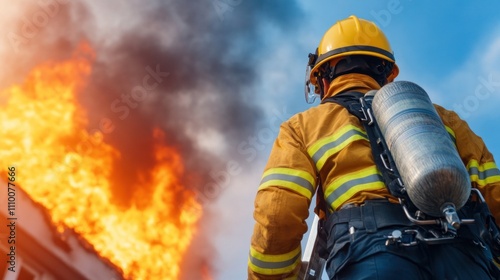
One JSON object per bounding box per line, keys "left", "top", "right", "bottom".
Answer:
{"left": 0, "top": 181, "right": 124, "bottom": 280}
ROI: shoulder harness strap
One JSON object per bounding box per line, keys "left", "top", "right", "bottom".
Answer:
{"left": 321, "top": 91, "right": 408, "bottom": 201}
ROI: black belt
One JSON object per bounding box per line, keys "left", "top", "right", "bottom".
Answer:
{"left": 327, "top": 200, "right": 413, "bottom": 233}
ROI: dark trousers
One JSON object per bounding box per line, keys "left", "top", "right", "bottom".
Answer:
{"left": 325, "top": 203, "right": 500, "bottom": 280}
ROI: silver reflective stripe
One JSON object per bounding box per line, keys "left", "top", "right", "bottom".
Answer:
{"left": 311, "top": 129, "right": 367, "bottom": 164}
{"left": 326, "top": 173, "right": 384, "bottom": 206}
{"left": 260, "top": 173, "right": 314, "bottom": 194}
{"left": 248, "top": 252, "right": 300, "bottom": 270}
{"left": 469, "top": 166, "right": 500, "bottom": 180}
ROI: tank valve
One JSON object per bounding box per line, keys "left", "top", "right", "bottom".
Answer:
{"left": 442, "top": 203, "right": 461, "bottom": 229}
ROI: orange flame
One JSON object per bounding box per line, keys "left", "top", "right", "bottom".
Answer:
{"left": 0, "top": 43, "right": 202, "bottom": 279}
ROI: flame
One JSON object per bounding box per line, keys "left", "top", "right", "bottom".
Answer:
{"left": 0, "top": 43, "right": 203, "bottom": 279}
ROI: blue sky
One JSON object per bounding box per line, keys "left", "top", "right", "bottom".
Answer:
{"left": 216, "top": 2, "right": 500, "bottom": 279}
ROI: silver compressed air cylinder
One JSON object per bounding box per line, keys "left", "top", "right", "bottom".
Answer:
{"left": 371, "top": 81, "right": 471, "bottom": 218}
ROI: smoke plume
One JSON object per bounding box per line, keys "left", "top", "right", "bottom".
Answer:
{"left": 0, "top": 0, "right": 303, "bottom": 278}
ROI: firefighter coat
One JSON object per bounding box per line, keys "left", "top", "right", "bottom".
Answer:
{"left": 248, "top": 74, "right": 500, "bottom": 279}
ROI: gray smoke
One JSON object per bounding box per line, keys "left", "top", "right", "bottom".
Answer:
{"left": 1, "top": 0, "right": 304, "bottom": 278}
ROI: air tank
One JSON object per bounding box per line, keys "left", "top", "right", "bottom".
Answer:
{"left": 371, "top": 81, "right": 470, "bottom": 218}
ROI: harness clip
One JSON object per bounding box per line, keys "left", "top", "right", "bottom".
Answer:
{"left": 359, "top": 97, "right": 374, "bottom": 125}
{"left": 385, "top": 229, "right": 419, "bottom": 247}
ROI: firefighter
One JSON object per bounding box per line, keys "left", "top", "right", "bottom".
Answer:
{"left": 248, "top": 15, "right": 500, "bottom": 279}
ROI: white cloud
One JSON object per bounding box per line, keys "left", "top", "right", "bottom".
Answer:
{"left": 255, "top": 22, "right": 312, "bottom": 115}
{"left": 436, "top": 26, "right": 500, "bottom": 120}
{"left": 212, "top": 159, "right": 266, "bottom": 280}
{"left": 480, "top": 36, "right": 500, "bottom": 71}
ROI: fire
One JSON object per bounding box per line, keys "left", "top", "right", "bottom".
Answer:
{"left": 0, "top": 43, "right": 202, "bottom": 279}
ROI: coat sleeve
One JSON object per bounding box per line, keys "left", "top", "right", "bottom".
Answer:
{"left": 436, "top": 105, "right": 500, "bottom": 221}
{"left": 248, "top": 117, "right": 317, "bottom": 280}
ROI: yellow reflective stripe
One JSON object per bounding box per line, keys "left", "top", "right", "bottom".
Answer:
{"left": 248, "top": 246, "right": 301, "bottom": 275}
{"left": 259, "top": 168, "right": 316, "bottom": 200}
{"left": 308, "top": 125, "right": 368, "bottom": 171}
{"left": 444, "top": 125, "right": 456, "bottom": 145}
{"left": 467, "top": 160, "right": 500, "bottom": 186}
{"left": 325, "top": 166, "right": 385, "bottom": 210}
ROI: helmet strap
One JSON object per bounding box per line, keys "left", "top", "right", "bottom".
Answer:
{"left": 316, "top": 72, "right": 326, "bottom": 100}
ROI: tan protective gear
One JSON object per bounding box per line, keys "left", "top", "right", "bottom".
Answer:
{"left": 248, "top": 74, "right": 500, "bottom": 279}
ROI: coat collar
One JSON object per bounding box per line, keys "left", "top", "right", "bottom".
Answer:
{"left": 322, "top": 73, "right": 382, "bottom": 100}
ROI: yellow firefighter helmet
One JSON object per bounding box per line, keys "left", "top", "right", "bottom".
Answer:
{"left": 305, "top": 15, "right": 399, "bottom": 103}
